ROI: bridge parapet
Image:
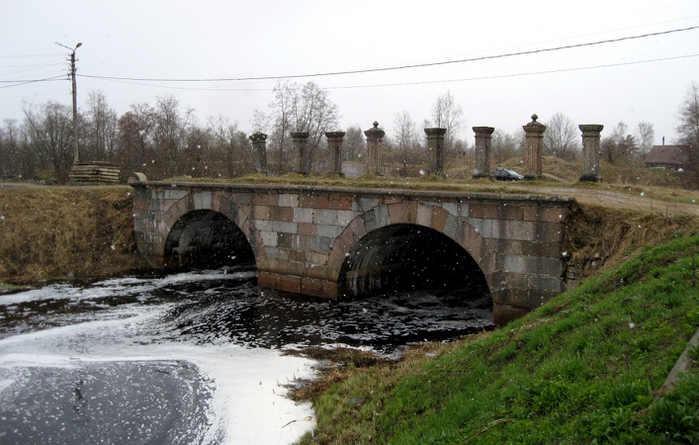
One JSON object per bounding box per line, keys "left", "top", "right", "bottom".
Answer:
{"left": 132, "top": 181, "right": 575, "bottom": 324}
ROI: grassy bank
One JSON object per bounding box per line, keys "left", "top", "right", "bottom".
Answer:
{"left": 0, "top": 186, "right": 146, "bottom": 284}
{"left": 295, "top": 233, "right": 699, "bottom": 444}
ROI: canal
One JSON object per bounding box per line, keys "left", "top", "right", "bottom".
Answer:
{"left": 0, "top": 265, "right": 492, "bottom": 444}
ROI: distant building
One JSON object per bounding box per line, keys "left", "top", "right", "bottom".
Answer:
{"left": 644, "top": 144, "right": 689, "bottom": 171}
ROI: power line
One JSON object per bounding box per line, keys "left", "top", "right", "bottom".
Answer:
{"left": 78, "top": 24, "right": 699, "bottom": 83}
{"left": 0, "top": 75, "right": 65, "bottom": 89}
{"left": 322, "top": 53, "right": 699, "bottom": 90}
{"left": 1, "top": 23, "right": 697, "bottom": 92}
{"left": 0, "top": 53, "right": 64, "bottom": 60}
{"left": 75, "top": 53, "right": 699, "bottom": 93}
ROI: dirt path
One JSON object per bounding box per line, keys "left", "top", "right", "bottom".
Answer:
{"left": 512, "top": 186, "right": 699, "bottom": 217}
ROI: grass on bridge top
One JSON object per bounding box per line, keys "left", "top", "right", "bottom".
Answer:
{"left": 162, "top": 156, "right": 699, "bottom": 206}
{"left": 163, "top": 171, "right": 699, "bottom": 208}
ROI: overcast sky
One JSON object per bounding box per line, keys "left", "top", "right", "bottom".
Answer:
{"left": 2, "top": 0, "right": 698, "bottom": 145}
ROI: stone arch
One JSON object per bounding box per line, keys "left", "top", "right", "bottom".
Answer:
{"left": 160, "top": 190, "right": 266, "bottom": 267}
{"left": 163, "top": 209, "right": 255, "bottom": 268}
{"left": 327, "top": 200, "right": 507, "bottom": 299}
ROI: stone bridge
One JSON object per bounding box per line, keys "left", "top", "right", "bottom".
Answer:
{"left": 131, "top": 181, "right": 575, "bottom": 324}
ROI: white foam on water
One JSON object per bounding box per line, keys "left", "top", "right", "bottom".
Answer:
{"left": 0, "top": 298, "right": 317, "bottom": 445}
{"left": 0, "top": 269, "right": 257, "bottom": 306}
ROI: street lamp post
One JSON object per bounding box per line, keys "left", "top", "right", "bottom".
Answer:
{"left": 56, "top": 41, "right": 82, "bottom": 164}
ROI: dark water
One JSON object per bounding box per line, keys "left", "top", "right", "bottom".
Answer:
{"left": 0, "top": 266, "right": 493, "bottom": 444}
{"left": 0, "top": 361, "right": 215, "bottom": 445}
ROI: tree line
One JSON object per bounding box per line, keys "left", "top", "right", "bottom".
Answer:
{"left": 0, "top": 82, "right": 355, "bottom": 182}
{"left": 1, "top": 91, "right": 258, "bottom": 182}
{"left": 2, "top": 80, "right": 698, "bottom": 183}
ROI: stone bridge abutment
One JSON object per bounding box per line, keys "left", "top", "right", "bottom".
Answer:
{"left": 132, "top": 182, "right": 574, "bottom": 324}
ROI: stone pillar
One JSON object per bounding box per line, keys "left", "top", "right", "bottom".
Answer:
{"left": 523, "top": 114, "right": 546, "bottom": 180}
{"left": 291, "top": 131, "right": 310, "bottom": 175}
{"left": 424, "top": 128, "right": 447, "bottom": 176}
{"left": 249, "top": 132, "right": 268, "bottom": 175}
{"left": 579, "top": 124, "right": 604, "bottom": 182}
{"left": 364, "top": 122, "right": 385, "bottom": 176}
{"left": 325, "top": 131, "right": 346, "bottom": 176}
{"left": 472, "top": 126, "right": 495, "bottom": 179}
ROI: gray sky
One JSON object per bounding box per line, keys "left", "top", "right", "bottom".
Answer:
{"left": 2, "top": 0, "right": 698, "bottom": 145}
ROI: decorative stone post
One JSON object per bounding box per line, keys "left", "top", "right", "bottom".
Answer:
{"left": 325, "top": 131, "right": 346, "bottom": 176}
{"left": 364, "top": 122, "right": 385, "bottom": 176}
{"left": 249, "top": 132, "right": 268, "bottom": 175}
{"left": 472, "top": 126, "right": 495, "bottom": 179}
{"left": 523, "top": 114, "right": 546, "bottom": 180}
{"left": 424, "top": 128, "right": 447, "bottom": 176}
{"left": 291, "top": 131, "right": 310, "bottom": 175}
{"left": 579, "top": 124, "right": 604, "bottom": 182}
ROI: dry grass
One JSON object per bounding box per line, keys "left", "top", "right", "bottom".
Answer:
{"left": 282, "top": 347, "right": 390, "bottom": 403}
{"left": 0, "top": 186, "right": 147, "bottom": 283}
{"left": 563, "top": 203, "right": 699, "bottom": 280}
{"left": 168, "top": 156, "right": 696, "bottom": 199}
{"left": 283, "top": 334, "right": 490, "bottom": 405}
{"left": 447, "top": 155, "right": 693, "bottom": 189}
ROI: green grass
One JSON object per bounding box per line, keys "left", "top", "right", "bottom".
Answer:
{"left": 297, "top": 235, "right": 699, "bottom": 444}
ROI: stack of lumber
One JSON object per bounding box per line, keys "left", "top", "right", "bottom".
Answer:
{"left": 69, "top": 161, "right": 120, "bottom": 184}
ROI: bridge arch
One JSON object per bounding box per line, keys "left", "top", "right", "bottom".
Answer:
{"left": 328, "top": 201, "right": 507, "bottom": 300}
{"left": 163, "top": 209, "right": 255, "bottom": 268}
{"left": 159, "top": 191, "right": 266, "bottom": 269}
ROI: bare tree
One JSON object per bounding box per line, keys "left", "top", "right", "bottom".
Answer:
{"left": 250, "top": 109, "right": 271, "bottom": 134}
{"left": 633, "top": 121, "right": 655, "bottom": 159}
{"left": 343, "top": 125, "right": 366, "bottom": 162}
{"left": 543, "top": 112, "right": 580, "bottom": 161}
{"left": 676, "top": 82, "right": 699, "bottom": 183}
{"left": 183, "top": 123, "right": 211, "bottom": 177}
{"left": 491, "top": 128, "right": 524, "bottom": 164}
{"left": 115, "top": 103, "right": 156, "bottom": 179}
{"left": 151, "top": 95, "right": 194, "bottom": 178}
{"left": 23, "top": 101, "right": 74, "bottom": 180}
{"left": 0, "top": 119, "right": 29, "bottom": 179}
{"left": 266, "top": 82, "right": 295, "bottom": 173}
{"left": 209, "top": 115, "right": 254, "bottom": 178}
{"left": 83, "top": 90, "right": 118, "bottom": 162}
{"left": 391, "top": 111, "right": 425, "bottom": 166}
{"left": 296, "top": 82, "right": 339, "bottom": 172}
{"left": 0, "top": 123, "right": 11, "bottom": 178}
{"left": 265, "top": 81, "right": 339, "bottom": 173}
{"left": 393, "top": 110, "right": 417, "bottom": 152}
{"left": 601, "top": 122, "right": 637, "bottom": 164}
{"left": 430, "top": 90, "right": 464, "bottom": 154}
{"left": 677, "top": 83, "right": 699, "bottom": 146}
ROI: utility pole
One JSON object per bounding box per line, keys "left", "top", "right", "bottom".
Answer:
{"left": 56, "top": 41, "right": 82, "bottom": 164}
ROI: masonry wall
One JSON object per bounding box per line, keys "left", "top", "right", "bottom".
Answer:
{"left": 132, "top": 182, "right": 574, "bottom": 324}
